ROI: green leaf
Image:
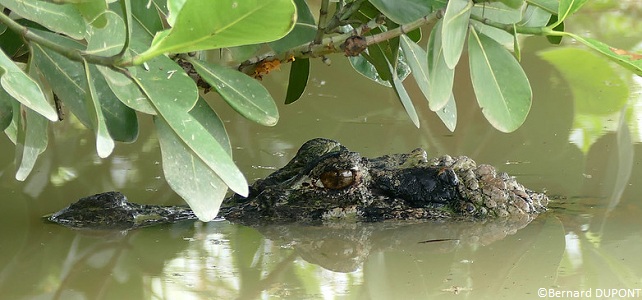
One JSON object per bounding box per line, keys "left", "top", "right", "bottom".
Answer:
{"left": 88, "top": 65, "right": 139, "bottom": 143}
{"left": 564, "top": 33, "right": 642, "bottom": 76}
{"left": 285, "top": 58, "right": 309, "bottom": 104}
{"left": 0, "top": 88, "right": 13, "bottom": 130}
{"left": 427, "top": 20, "right": 454, "bottom": 112}
{"left": 31, "top": 33, "right": 92, "bottom": 126}
{"left": 97, "top": 66, "right": 155, "bottom": 114}
{"left": 166, "top": 0, "right": 186, "bottom": 27}
{"left": 135, "top": 0, "right": 296, "bottom": 64}
{"left": 32, "top": 31, "right": 138, "bottom": 142}
{"left": 435, "top": 94, "right": 457, "bottom": 131}
{"left": 0, "top": 24, "right": 26, "bottom": 58}
{"left": 223, "top": 44, "right": 262, "bottom": 64}
{"left": 400, "top": 34, "right": 433, "bottom": 109}
{"left": 392, "top": 75, "right": 420, "bottom": 128}
{"left": 99, "top": 38, "right": 156, "bottom": 114}
{"left": 129, "top": 56, "right": 248, "bottom": 197}
{"left": 470, "top": 20, "right": 514, "bottom": 55}
{"left": 442, "top": 0, "right": 473, "bottom": 69}
{"left": 362, "top": 42, "right": 393, "bottom": 83}
{"left": 131, "top": 0, "right": 165, "bottom": 36}
{"left": 4, "top": 98, "right": 19, "bottom": 144}
{"left": 74, "top": 0, "right": 108, "bottom": 28}
{"left": 189, "top": 58, "right": 279, "bottom": 126}
{"left": 557, "top": 0, "right": 588, "bottom": 23}
{"left": 349, "top": 55, "right": 391, "bottom": 87}
{"left": 155, "top": 98, "right": 231, "bottom": 221}
{"left": 513, "top": 24, "right": 521, "bottom": 61}
{"left": 527, "top": 0, "right": 558, "bottom": 13}
{"left": 471, "top": 1, "right": 522, "bottom": 24}
{"left": 353, "top": 31, "right": 411, "bottom": 87}
{"left": 14, "top": 57, "right": 48, "bottom": 181}
{"left": 518, "top": 4, "right": 551, "bottom": 27}
{"left": 269, "top": 0, "right": 316, "bottom": 54}
{"left": 497, "top": 0, "right": 523, "bottom": 9}
{"left": 407, "top": 28, "right": 422, "bottom": 43}
{"left": 85, "top": 11, "right": 125, "bottom": 56}
{"left": 546, "top": 15, "right": 564, "bottom": 45}
{"left": 83, "top": 60, "right": 115, "bottom": 158}
{"left": 538, "top": 47, "right": 628, "bottom": 115}
{"left": 367, "top": 0, "right": 435, "bottom": 24}
{"left": 15, "top": 108, "right": 48, "bottom": 181}
{"left": 468, "top": 27, "right": 532, "bottom": 132}
{"left": 0, "top": 49, "right": 58, "bottom": 121}
{"left": 0, "top": 0, "right": 85, "bottom": 39}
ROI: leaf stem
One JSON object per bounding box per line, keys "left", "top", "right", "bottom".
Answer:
{"left": 313, "top": 0, "right": 330, "bottom": 44}
{"left": 469, "top": 13, "right": 548, "bottom": 35}
{"left": 117, "top": 0, "right": 132, "bottom": 59}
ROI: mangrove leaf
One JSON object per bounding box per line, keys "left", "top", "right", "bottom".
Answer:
{"left": 189, "top": 58, "right": 279, "bottom": 126}
{"left": 135, "top": 0, "right": 296, "bottom": 64}
{"left": 442, "top": 0, "right": 472, "bottom": 69}
{"left": 285, "top": 58, "right": 310, "bottom": 104}
{"left": 0, "top": 49, "right": 57, "bottom": 121}
{"left": 468, "top": 27, "right": 531, "bottom": 132}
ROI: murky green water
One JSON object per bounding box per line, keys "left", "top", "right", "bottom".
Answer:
{"left": 2, "top": 4, "right": 642, "bottom": 299}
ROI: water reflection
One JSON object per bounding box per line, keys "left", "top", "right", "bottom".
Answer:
{"left": 157, "top": 215, "right": 558, "bottom": 299}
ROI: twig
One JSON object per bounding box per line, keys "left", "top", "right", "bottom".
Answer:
{"left": 238, "top": 9, "right": 444, "bottom": 76}
{"left": 324, "top": 0, "right": 366, "bottom": 33}
{"left": 469, "top": 13, "right": 548, "bottom": 35}
{"left": 313, "top": 0, "right": 330, "bottom": 44}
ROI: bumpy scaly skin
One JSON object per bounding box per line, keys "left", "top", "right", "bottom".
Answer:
{"left": 47, "top": 191, "right": 197, "bottom": 230}
{"left": 48, "top": 138, "right": 548, "bottom": 229}
{"left": 222, "top": 138, "right": 548, "bottom": 224}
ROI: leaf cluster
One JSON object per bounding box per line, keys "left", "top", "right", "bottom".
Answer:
{"left": 0, "top": 0, "right": 640, "bottom": 220}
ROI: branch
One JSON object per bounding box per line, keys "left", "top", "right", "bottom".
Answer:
{"left": 238, "top": 9, "right": 443, "bottom": 76}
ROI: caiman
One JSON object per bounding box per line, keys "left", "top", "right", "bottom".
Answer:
{"left": 47, "top": 138, "right": 548, "bottom": 230}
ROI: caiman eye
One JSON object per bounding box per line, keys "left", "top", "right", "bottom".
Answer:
{"left": 320, "top": 169, "right": 355, "bottom": 189}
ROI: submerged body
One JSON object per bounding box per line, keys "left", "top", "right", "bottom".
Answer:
{"left": 48, "top": 138, "right": 548, "bottom": 229}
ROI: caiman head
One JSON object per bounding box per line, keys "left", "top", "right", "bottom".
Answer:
{"left": 222, "top": 138, "right": 548, "bottom": 224}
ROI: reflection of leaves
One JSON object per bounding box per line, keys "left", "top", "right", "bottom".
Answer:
{"left": 606, "top": 111, "right": 633, "bottom": 212}
{"left": 539, "top": 47, "right": 629, "bottom": 115}
{"left": 564, "top": 33, "right": 642, "bottom": 76}
{"left": 491, "top": 216, "right": 565, "bottom": 297}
